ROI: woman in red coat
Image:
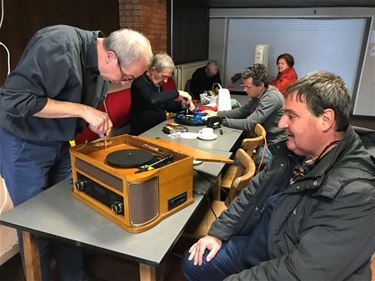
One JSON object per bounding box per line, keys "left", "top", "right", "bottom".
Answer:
{"left": 270, "top": 53, "right": 297, "bottom": 96}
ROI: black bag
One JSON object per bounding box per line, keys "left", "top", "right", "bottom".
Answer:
{"left": 174, "top": 111, "right": 207, "bottom": 126}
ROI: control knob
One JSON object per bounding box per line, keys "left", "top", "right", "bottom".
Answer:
{"left": 75, "top": 179, "right": 89, "bottom": 192}
{"left": 111, "top": 201, "right": 124, "bottom": 214}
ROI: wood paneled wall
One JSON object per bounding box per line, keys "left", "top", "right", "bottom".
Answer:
{"left": 170, "top": 0, "right": 209, "bottom": 64}
{"left": 0, "top": 0, "right": 119, "bottom": 85}
{"left": 0, "top": 0, "right": 211, "bottom": 83}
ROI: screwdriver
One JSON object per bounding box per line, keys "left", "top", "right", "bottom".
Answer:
{"left": 102, "top": 97, "right": 109, "bottom": 149}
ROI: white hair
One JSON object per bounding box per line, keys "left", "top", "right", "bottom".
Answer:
{"left": 151, "top": 53, "right": 175, "bottom": 72}
{"left": 104, "top": 28, "right": 153, "bottom": 68}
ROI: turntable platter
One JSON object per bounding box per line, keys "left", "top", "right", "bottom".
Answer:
{"left": 106, "top": 149, "right": 153, "bottom": 168}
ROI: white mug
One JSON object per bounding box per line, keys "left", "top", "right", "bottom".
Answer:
{"left": 199, "top": 127, "right": 214, "bottom": 137}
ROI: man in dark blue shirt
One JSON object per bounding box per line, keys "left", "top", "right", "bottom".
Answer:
{"left": 0, "top": 25, "right": 152, "bottom": 281}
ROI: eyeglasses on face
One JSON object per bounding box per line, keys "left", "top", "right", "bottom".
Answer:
{"left": 111, "top": 50, "right": 135, "bottom": 82}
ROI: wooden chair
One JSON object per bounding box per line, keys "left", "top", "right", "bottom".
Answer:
{"left": 221, "top": 123, "right": 266, "bottom": 191}
{"left": 242, "top": 123, "right": 267, "bottom": 158}
{"left": 0, "top": 175, "right": 19, "bottom": 265}
{"left": 224, "top": 148, "right": 256, "bottom": 206}
{"left": 185, "top": 148, "right": 256, "bottom": 238}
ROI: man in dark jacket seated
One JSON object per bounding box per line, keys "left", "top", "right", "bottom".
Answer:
{"left": 181, "top": 71, "right": 375, "bottom": 281}
{"left": 190, "top": 60, "right": 222, "bottom": 100}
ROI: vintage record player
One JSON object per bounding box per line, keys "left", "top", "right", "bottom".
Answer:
{"left": 70, "top": 134, "right": 232, "bottom": 233}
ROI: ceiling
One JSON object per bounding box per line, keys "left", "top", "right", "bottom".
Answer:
{"left": 204, "top": 0, "right": 375, "bottom": 8}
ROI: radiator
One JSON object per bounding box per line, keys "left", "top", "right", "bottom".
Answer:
{"left": 174, "top": 60, "right": 208, "bottom": 90}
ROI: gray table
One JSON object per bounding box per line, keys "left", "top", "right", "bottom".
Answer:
{"left": 141, "top": 121, "right": 244, "bottom": 153}
{"left": 0, "top": 116, "right": 245, "bottom": 281}
{"left": 0, "top": 153, "right": 231, "bottom": 281}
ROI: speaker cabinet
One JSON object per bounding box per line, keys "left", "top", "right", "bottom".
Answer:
{"left": 128, "top": 178, "right": 159, "bottom": 225}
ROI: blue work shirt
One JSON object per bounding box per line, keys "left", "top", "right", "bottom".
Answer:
{"left": 0, "top": 25, "right": 108, "bottom": 141}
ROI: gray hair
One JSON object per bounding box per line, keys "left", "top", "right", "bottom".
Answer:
{"left": 242, "top": 64, "right": 270, "bottom": 87}
{"left": 285, "top": 71, "right": 351, "bottom": 131}
{"left": 150, "top": 53, "right": 175, "bottom": 73}
{"left": 206, "top": 60, "right": 218, "bottom": 67}
{"left": 103, "top": 28, "right": 153, "bottom": 68}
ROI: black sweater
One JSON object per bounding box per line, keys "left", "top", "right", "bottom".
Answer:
{"left": 130, "top": 73, "right": 181, "bottom": 135}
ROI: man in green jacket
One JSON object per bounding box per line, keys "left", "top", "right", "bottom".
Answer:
{"left": 182, "top": 71, "right": 375, "bottom": 281}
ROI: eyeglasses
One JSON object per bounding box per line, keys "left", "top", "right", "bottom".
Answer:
{"left": 117, "top": 63, "right": 135, "bottom": 82}
{"left": 112, "top": 50, "right": 135, "bottom": 82}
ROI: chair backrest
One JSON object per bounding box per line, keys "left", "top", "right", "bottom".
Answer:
{"left": 162, "top": 77, "right": 178, "bottom": 91}
{"left": 75, "top": 88, "right": 131, "bottom": 144}
{"left": 241, "top": 123, "right": 266, "bottom": 158}
{"left": 104, "top": 88, "right": 132, "bottom": 128}
{"left": 226, "top": 148, "right": 256, "bottom": 205}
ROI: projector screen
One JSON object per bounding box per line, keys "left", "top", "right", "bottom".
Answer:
{"left": 225, "top": 18, "right": 368, "bottom": 97}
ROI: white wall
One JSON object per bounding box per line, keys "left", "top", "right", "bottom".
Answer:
{"left": 209, "top": 7, "right": 375, "bottom": 117}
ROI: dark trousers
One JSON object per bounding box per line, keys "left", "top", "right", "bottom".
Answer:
{"left": 0, "top": 128, "right": 84, "bottom": 281}
{"left": 181, "top": 194, "right": 279, "bottom": 281}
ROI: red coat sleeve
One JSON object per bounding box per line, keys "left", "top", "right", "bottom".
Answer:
{"left": 270, "top": 67, "right": 298, "bottom": 95}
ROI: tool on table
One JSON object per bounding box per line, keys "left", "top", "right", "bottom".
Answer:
{"left": 142, "top": 143, "right": 167, "bottom": 155}
{"left": 207, "top": 116, "right": 222, "bottom": 129}
{"left": 162, "top": 123, "right": 188, "bottom": 134}
{"left": 165, "top": 122, "right": 180, "bottom": 127}
{"left": 135, "top": 154, "right": 174, "bottom": 174}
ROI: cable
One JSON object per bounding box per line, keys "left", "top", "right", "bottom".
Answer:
{"left": 0, "top": 42, "right": 10, "bottom": 76}
{"left": 0, "top": 0, "right": 10, "bottom": 214}
{"left": 257, "top": 137, "right": 267, "bottom": 173}
{"left": 0, "top": 0, "right": 10, "bottom": 76}
{"left": 209, "top": 204, "right": 218, "bottom": 220}
{"left": 0, "top": 0, "right": 3, "bottom": 28}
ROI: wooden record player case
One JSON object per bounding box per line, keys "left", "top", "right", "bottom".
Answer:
{"left": 70, "top": 134, "right": 232, "bottom": 233}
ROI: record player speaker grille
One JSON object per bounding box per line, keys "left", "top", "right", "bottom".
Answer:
{"left": 76, "top": 159, "right": 123, "bottom": 191}
{"left": 128, "top": 177, "right": 159, "bottom": 225}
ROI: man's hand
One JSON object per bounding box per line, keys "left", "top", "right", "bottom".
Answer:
{"left": 33, "top": 98, "right": 113, "bottom": 137}
{"left": 178, "top": 90, "right": 195, "bottom": 111}
{"left": 83, "top": 106, "right": 113, "bottom": 138}
{"left": 188, "top": 235, "right": 222, "bottom": 266}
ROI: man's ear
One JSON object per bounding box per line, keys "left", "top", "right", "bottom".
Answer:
{"left": 321, "top": 108, "right": 335, "bottom": 131}
{"left": 106, "top": 50, "right": 117, "bottom": 64}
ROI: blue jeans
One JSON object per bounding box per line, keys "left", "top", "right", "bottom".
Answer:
{"left": 0, "top": 128, "right": 84, "bottom": 281}
{"left": 181, "top": 194, "right": 279, "bottom": 281}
